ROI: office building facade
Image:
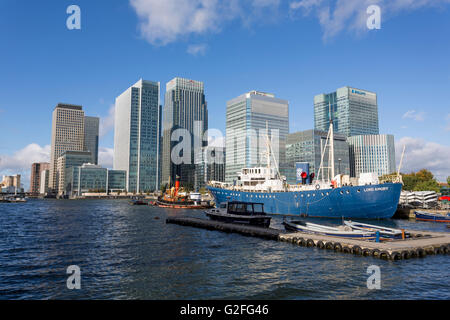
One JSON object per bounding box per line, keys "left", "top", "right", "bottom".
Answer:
{"left": 314, "top": 87, "right": 379, "bottom": 137}
{"left": 114, "top": 79, "right": 162, "bottom": 193}
{"left": 195, "top": 146, "right": 225, "bottom": 189}
{"left": 65, "top": 163, "right": 127, "bottom": 196}
{"left": 56, "top": 150, "right": 92, "bottom": 195}
{"left": 49, "top": 104, "right": 85, "bottom": 191}
{"left": 161, "top": 77, "right": 208, "bottom": 188}
{"left": 225, "top": 91, "right": 289, "bottom": 183}
{"left": 347, "top": 134, "right": 396, "bottom": 178}
{"left": 30, "top": 162, "right": 50, "bottom": 195}
{"left": 84, "top": 116, "right": 100, "bottom": 165}
{"left": 285, "top": 129, "right": 350, "bottom": 184}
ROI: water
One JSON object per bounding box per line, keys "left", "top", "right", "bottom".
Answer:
{"left": 0, "top": 199, "right": 449, "bottom": 300}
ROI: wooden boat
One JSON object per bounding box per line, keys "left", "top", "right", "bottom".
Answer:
{"left": 414, "top": 211, "right": 450, "bottom": 223}
{"left": 282, "top": 220, "right": 376, "bottom": 239}
{"left": 344, "top": 220, "right": 409, "bottom": 239}
{"left": 205, "top": 201, "right": 271, "bottom": 228}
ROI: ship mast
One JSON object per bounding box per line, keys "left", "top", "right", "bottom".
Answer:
{"left": 329, "top": 101, "right": 335, "bottom": 180}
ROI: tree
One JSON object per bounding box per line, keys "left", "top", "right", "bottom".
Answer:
{"left": 447, "top": 176, "right": 450, "bottom": 186}
{"left": 401, "top": 169, "right": 440, "bottom": 192}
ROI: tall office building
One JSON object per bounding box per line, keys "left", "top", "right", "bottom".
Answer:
{"left": 195, "top": 146, "right": 225, "bottom": 189}
{"left": 161, "top": 77, "right": 208, "bottom": 189}
{"left": 225, "top": 91, "right": 289, "bottom": 183}
{"left": 314, "top": 87, "right": 379, "bottom": 137}
{"left": 285, "top": 130, "right": 350, "bottom": 184}
{"left": 84, "top": 116, "right": 100, "bottom": 165}
{"left": 30, "top": 162, "right": 50, "bottom": 195}
{"left": 114, "top": 79, "right": 162, "bottom": 193}
{"left": 49, "top": 104, "right": 85, "bottom": 191}
{"left": 347, "top": 134, "right": 396, "bottom": 178}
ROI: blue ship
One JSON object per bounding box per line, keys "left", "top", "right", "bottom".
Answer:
{"left": 207, "top": 183, "right": 402, "bottom": 219}
{"left": 207, "top": 115, "right": 403, "bottom": 219}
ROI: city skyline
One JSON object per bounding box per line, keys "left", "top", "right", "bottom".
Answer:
{"left": 1, "top": 1, "right": 450, "bottom": 187}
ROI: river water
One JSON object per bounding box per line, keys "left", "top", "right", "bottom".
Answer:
{"left": 0, "top": 199, "right": 449, "bottom": 299}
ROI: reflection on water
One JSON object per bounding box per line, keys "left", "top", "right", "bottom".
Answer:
{"left": 0, "top": 199, "right": 449, "bottom": 299}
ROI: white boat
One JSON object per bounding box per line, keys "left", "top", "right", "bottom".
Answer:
{"left": 282, "top": 220, "right": 376, "bottom": 239}
{"left": 344, "top": 220, "right": 409, "bottom": 239}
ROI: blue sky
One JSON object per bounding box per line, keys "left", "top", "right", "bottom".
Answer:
{"left": 1, "top": 0, "right": 449, "bottom": 186}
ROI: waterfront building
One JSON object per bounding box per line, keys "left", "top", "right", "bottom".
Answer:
{"left": 161, "top": 77, "right": 208, "bottom": 188}
{"left": 49, "top": 104, "right": 85, "bottom": 192}
{"left": 65, "top": 163, "right": 127, "bottom": 196}
{"left": 347, "top": 134, "right": 396, "bottom": 178}
{"left": 195, "top": 146, "right": 225, "bottom": 189}
{"left": 114, "top": 79, "right": 162, "bottom": 193}
{"left": 56, "top": 150, "right": 92, "bottom": 195}
{"left": 225, "top": 91, "right": 289, "bottom": 183}
{"left": 0, "top": 175, "right": 22, "bottom": 193}
{"left": 84, "top": 116, "right": 100, "bottom": 165}
{"left": 285, "top": 129, "right": 350, "bottom": 184}
{"left": 40, "top": 169, "right": 50, "bottom": 195}
{"left": 30, "top": 163, "right": 50, "bottom": 195}
{"left": 314, "top": 87, "right": 379, "bottom": 137}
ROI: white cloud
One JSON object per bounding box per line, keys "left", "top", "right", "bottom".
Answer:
{"left": 402, "top": 110, "right": 426, "bottom": 121}
{"left": 98, "top": 147, "right": 114, "bottom": 169}
{"left": 99, "top": 104, "right": 115, "bottom": 137}
{"left": 129, "top": 0, "right": 283, "bottom": 46}
{"left": 187, "top": 44, "right": 208, "bottom": 56}
{"left": 0, "top": 143, "right": 51, "bottom": 190}
{"left": 289, "top": 0, "right": 450, "bottom": 40}
{"left": 396, "top": 137, "right": 450, "bottom": 182}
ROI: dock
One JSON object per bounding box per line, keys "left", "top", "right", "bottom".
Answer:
{"left": 166, "top": 216, "right": 450, "bottom": 260}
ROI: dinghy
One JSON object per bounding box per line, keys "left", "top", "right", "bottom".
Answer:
{"left": 282, "top": 220, "right": 376, "bottom": 239}
{"left": 344, "top": 220, "right": 409, "bottom": 239}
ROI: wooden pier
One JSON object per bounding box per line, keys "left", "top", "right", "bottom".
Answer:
{"left": 166, "top": 216, "right": 450, "bottom": 260}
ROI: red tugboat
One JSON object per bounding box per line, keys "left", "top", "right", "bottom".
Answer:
{"left": 154, "top": 176, "right": 213, "bottom": 209}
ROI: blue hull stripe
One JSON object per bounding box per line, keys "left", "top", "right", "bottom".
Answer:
{"left": 207, "top": 183, "right": 402, "bottom": 219}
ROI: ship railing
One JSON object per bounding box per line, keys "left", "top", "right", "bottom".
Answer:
{"left": 379, "top": 174, "right": 403, "bottom": 184}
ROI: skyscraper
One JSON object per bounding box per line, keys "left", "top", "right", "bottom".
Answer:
{"left": 225, "top": 91, "right": 289, "bottom": 183}
{"left": 84, "top": 116, "right": 100, "bottom": 165}
{"left": 285, "top": 130, "right": 350, "bottom": 184}
{"left": 161, "top": 77, "right": 208, "bottom": 189}
{"left": 114, "top": 79, "right": 162, "bottom": 193}
{"left": 30, "top": 162, "right": 50, "bottom": 195}
{"left": 347, "top": 134, "right": 396, "bottom": 178}
{"left": 314, "top": 87, "right": 379, "bottom": 137}
{"left": 49, "top": 104, "right": 85, "bottom": 191}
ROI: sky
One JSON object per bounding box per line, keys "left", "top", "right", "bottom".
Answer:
{"left": 0, "top": 0, "right": 449, "bottom": 189}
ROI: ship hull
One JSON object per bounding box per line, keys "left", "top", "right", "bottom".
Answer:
{"left": 207, "top": 183, "right": 402, "bottom": 219}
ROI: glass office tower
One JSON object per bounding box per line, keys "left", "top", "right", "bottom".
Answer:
{"left": 225, "top": 91, "right": 289, "bottom": 183}
{"left": 114, "top": 79, "right": 162, "bottom": 193}
{"left": 161, "top": 77, "right": 208, "bottom": 189}
{"left": 347, "top": 134, "right": 396, "bottom": 178}
{"left": 285, "top": 129, "right": 350, "bottom": 184}
{"left": 314, "top": 87, "right": 379, "bottom": 137}
{"left": 84, "top": 116, "right": 100, "bottom": 165}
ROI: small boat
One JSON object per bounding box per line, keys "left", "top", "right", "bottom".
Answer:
{"left": 155, "top": 176, "right": 213, "bottom": 209}
{"left": 282, "top": 220, "right": 376, "bottom": 239}
{"left": 344, "top": 220, "right": 409, "bottom": 239}
{"left": 205, "top": 201, "right": 271, "bottom": 228}
{"left": 414, "top": 211, "right": 450, "bottom": 223}
{"left": 129, "top": 197, "right": 147, "bottom": 205}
